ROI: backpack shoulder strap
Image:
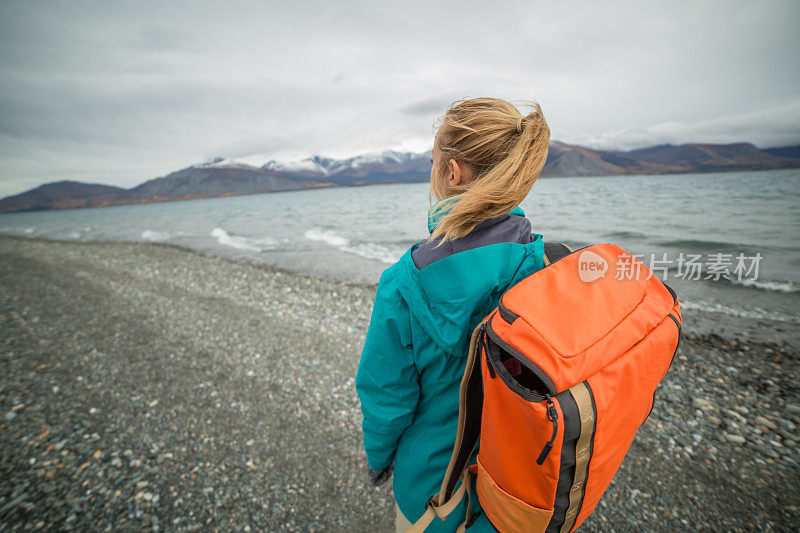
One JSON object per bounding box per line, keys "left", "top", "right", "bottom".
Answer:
{"left": 543, "top": 242, "right": 574, "bottom": 266}
{"left": 436, "top": 322, "right": 484, "bottom": 502}
{"left": 408, "top": 322, "right": 485, "bottom": 531}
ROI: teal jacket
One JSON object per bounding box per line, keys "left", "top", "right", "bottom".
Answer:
{"left": 356, "top": 205, "right": 546, "bottom": 532}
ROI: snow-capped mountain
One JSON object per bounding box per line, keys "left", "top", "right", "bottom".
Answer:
{"left": 261, "top": 150, "right": 429, "bottom": 183}
{"left": 4, "top": 143, "right": 799, "bottom": 213}
{"left": 192, "top": 157, "right": 259, "bottom": 170}
{"left": 262, "top": 156, "right": 331, "bottom": 175}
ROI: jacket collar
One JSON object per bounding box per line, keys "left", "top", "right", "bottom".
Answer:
{"left": 427, "top": 198, "right": 526, "bottom": 234}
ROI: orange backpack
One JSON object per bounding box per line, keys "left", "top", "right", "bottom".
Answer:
{"left": 410, "top": 243, "right": 682, "bottom": 533}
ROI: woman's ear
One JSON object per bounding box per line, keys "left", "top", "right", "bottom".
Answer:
{"left": 449, "top": 158, "right": 463, "bottom": 186}
{"left": 448, "top": 159, "right": 473, "bottom": 186}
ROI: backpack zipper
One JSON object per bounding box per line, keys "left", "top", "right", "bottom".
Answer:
{"left": 480, "top": 323, "right": 495, "bottom": 378}
{"left": 536, "top": 394, "right": 559, "bottom": 465}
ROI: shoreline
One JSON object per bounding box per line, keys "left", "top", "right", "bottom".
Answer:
{"left": 2, "top": 233, "right": 797, "bottom": 348}
{"left": 1, "top": 236, "right": 798, "bottom": 531}
{"left": 0, "top": 233, "right": 381, "bottom": 289}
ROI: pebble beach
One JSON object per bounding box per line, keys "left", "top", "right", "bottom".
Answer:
{"left": 1, "top": 235, "right": 798, "bottom": 531}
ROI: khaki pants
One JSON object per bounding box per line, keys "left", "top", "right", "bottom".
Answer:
{"left": 395, "top": 502, "right": 412, "bottom": 532}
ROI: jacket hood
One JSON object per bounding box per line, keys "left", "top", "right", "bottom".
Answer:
{"left": 387, "top": 209, "right": 544, "bottom": 353}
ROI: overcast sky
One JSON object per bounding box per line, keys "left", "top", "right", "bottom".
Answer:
{"left": 1, "top": 0, "right": 799, "bottom": 197}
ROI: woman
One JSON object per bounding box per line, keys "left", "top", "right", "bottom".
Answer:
{"left": 356, "top": 97, "right": 551, "bottom": 532}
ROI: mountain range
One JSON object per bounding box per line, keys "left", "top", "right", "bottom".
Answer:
{"left": 1, "top": 141, "right": 799, "bottom": 213}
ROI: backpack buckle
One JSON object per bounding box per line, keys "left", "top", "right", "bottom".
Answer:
{"left": 424, "top": 495, "right": 438, "bottom": 511}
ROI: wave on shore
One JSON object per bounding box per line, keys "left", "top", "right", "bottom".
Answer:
{"left": 731, "top": 277, "right": 799, "bottom": 293}
{"left": 210, "top": 227, "right": 278, "bottom": 252}
{"left": 303, "top": 228, "right": 404, "bottom": 264}
{"left": 303, "top": 228, "right": 348, "bottom": 247}
{"left": 141, "top": 230, "right": 171, "bottom": 242}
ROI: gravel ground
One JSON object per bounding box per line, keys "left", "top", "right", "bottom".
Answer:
{"left": 1, "top": 236, "right": 798, "bottom": 532}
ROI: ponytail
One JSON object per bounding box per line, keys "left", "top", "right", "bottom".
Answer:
{"left": 429, "top": 99, "right": 550, "bottom": 244}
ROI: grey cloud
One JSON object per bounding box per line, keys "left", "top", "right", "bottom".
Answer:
{"left": 0, "top": 0, "right": 799, "bottom": 197}
{"left": 401, "top": 96, "right": 456, "bottom": 116}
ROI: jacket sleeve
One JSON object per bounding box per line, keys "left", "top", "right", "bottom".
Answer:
{"left": 356, "top": 272, "right": 420, "bottom": 471}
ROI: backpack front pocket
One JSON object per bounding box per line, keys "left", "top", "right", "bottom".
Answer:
{"left": 475, "top": 457, "right": 554, "bottom": 533}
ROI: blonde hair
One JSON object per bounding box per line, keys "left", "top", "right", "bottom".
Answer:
{"left": 429, "top": 97, "right": 550, "bottom": 243}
